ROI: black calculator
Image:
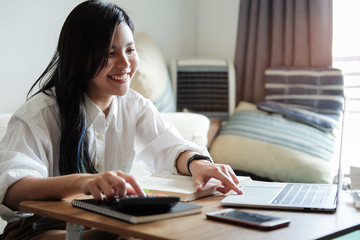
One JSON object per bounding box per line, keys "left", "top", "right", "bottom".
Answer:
{"left": 114, "top": 195, "right": 180, "bottom": 210}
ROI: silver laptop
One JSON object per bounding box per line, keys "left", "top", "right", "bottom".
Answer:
{"left": 221, "top": 179, "right": 340, "bottom": 212}
{"left": 222, "top": 110, "right": 345, "bottom": 213}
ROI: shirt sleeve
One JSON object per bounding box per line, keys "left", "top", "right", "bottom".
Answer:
{"left": 0, "top": 114, "right": 52, "bottom": 222}
{"left": 134, "top": 98, "right": 210, "bottom": 175}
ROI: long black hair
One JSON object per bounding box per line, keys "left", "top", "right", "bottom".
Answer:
{"left": 28, "top": 0, "right": 134, "bottom": 175}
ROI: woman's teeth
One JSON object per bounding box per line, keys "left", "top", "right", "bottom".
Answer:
{"left": 110, "top": 74, "right": 127, "bottom": 80}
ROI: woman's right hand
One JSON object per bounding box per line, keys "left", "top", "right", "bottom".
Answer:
{"left": 3, "top": 171, "right": 145, "bottom": 211}
{"left": 80, "top": 170, "right": 146, "bottom": 201}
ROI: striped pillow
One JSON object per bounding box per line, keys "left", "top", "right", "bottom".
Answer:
{"left": 258, "top": 67, "right": 344, "bottom": 132}
{"left": 210, "top": 101, "right": 336, "bottom": 183}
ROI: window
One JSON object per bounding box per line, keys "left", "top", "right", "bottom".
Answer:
{"left": 333, "top": 0, "right": 360, "bottom": 174}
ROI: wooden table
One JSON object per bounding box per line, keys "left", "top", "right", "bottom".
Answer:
{"left": 19, "top": 191, "right": 360, "bottom": 240}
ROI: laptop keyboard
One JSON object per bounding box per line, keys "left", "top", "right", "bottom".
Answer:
{"left": 271, "top": 183, "right": 332, "bottom": 206}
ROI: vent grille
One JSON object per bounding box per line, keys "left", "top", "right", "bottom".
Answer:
{"left": 173, "top": 59, "right": 234, "bottom": 120}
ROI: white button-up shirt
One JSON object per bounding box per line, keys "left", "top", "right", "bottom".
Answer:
{"left": 0, "top": 89, "right": 208, "bottom": 222}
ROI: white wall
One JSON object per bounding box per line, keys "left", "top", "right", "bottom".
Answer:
{"left": 0, "top": 0, "right": 240, "bottom": 113}
{"left": 198, "top": 0, "right": 240, "bottom": 60}
{"left": 0, "top": 0, "right": 84, "bottom": 112}
{"left": 115, "top": 0, "right": 198, "bottom": 60}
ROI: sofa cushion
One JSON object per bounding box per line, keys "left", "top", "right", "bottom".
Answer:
{"left": 209, "top": 101, "right": 338, "bottom": 183}
{"left": 161, "top": 112, "right": 210, "bottom": 147}
{"left": 131, "top": 32, "right": 176, "bottom": 112}
{"left": 257, "top": 67, "right": 344, "bottom": 132}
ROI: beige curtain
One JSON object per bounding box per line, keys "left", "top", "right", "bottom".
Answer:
{"left": 235, "top": 0, "right": 333, "bottom": 104}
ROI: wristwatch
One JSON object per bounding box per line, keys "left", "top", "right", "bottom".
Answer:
{"left": 186, "top": 154, "right": 212, "bottom": 175}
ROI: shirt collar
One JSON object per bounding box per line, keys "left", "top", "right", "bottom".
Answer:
{"left": 84, "top": 94, "right": 117, "bottom": 126}
{"left": 107, "top": 96, "right": 118, "bottom": 126}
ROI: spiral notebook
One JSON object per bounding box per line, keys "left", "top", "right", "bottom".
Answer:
{"left": 71, "top": 198, "right": 202, "bottom": 224}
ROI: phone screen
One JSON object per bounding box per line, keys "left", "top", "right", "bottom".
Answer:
{"left": 206, "top": 209, "right": 290, "bottom": 230}
{"left": 220, "top": 210, "right": 278, "bottom": 223}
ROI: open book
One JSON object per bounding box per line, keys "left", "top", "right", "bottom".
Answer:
{"left": 72, "top": 198, "right": 202, "bottom": 224}
{"left": 135, "top": 174, "right": 251, "bottom": 202}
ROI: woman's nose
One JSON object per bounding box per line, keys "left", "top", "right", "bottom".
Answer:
{"left": 115, "top": 54, "right": 130, "bottom": 68}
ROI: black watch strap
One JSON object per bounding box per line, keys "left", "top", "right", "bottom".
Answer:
{"left": 186, "top": 154, "right": 212, "bottom": 175}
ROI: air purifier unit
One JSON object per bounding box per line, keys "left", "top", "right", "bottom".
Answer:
{"left": 171, "top": 58, "right": 235, "bottom": 120}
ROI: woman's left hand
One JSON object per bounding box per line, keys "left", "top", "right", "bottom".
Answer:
{"left": 189, "top": 160, "right": 243, "bottom": 194}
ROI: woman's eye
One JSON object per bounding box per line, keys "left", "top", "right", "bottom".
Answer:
{"left": 109, "top": 51, "right": 115, "bottom": 57}
{"left": 127, "top": 48, "right": 136, "bottom": 54}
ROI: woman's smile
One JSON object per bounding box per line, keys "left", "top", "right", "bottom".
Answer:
{"left": 109, "top": 72, "right": 129, "bottom": 83}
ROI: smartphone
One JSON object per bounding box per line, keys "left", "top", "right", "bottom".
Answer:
{"left": 206, "top": 208, "right": 290, "bottom": 230}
